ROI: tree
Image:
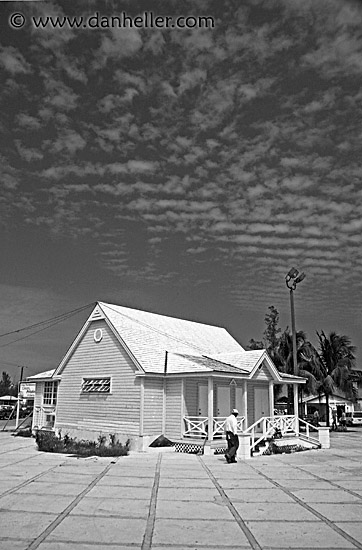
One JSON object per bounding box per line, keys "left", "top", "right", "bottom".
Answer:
{"left": 0, "top": 371, "right": 12, "bottom": 396}
{"left": 263, "top": 306, "right": 282, "bottom": 365}
{"left": 246, "top": 305, "right": 282, "bottom": 359}
{"left": 246, "top": 338, "right": 264, "bottom": 350}
{"left": 316, "top": 331, "right": 357, "bottom": 427}
{"left": 277, "top": 329, "right": 322, "bottom": 414}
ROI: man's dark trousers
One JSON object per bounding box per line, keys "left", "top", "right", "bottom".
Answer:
{"left": 225, "top": 431, "right": 239, "bottom": 462}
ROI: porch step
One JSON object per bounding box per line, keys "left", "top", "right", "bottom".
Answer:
{"left": 252, "top": 444, "right": 269, "bottom": 457}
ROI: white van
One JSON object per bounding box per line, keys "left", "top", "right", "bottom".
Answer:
{"left": 346, "top": 411, "right": 362, "bottom": 426}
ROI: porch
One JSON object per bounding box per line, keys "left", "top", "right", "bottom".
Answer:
{"left": 176, "top": 414, "right": 328, "bottom": 456}
{"left": 179, "top": 370, "right": 303, "bottom": 443}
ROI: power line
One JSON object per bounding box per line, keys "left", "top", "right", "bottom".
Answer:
{"left": 0, "top": 302, "right": 96, "bottom": 349}
{"left": 0, "top": 302, "right": 95, "bottom": 339}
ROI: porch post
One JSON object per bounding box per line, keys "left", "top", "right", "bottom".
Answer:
{"left": 139, "top": 377, "right": 144, "bottom": 437}
{"left": 269, "top": 380, "right": 274, "bottom": 417}
{"left": 293, "top": 383, "right": 299, "bottom": 432}
{"left": 162, "top": 378, "right": 166, "bottom": 434}
{"left": 207, "top": 376, "right": 213, "bottom": 441}
{"left": 242, "top": 380, "right": 248, "bottom": 429}
{"left": 180, "top": 378, "right": 185, "bottom": 438}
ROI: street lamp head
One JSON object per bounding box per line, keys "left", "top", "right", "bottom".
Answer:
{"left": 286, "top": 267, "right": 299, "bottom": 280}
{"left": 285, "top": 267, "right": 306, "bottom": 290}
{"left": 294, "top": 272, "right": 306, "bottom": 284}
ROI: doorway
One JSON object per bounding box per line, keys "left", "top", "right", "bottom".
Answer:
{"left": 254, "top": 387, "right": 269, "bottom": 427}
{"left": 217, "top": 386, "right": 230, "bottom": 416}
{"left": 198, "top": 384, "right": 208, "bottom": 416}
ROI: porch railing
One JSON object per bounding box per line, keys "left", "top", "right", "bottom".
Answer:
{"left": 243, "top": 415, "right": 319, "bottom": 452}
{"left": 183, "top": 416, "right": 245, "bottom": 439}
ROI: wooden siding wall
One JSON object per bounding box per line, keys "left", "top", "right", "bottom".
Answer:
{"left": 165, "top": 379, "right": 182, "bottom": 439}
{"left": 143, "top": 378, "right": 163, "bottom": 434}
{"left": 55, "top": 320, "right": 141, "bottom": 437}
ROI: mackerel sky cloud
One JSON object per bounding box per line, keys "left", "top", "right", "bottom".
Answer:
{"left": 0, "top": 0, "right": 362, "bottom": 378}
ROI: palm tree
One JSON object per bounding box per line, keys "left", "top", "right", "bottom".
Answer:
{"left": 316, "top": 331, "right": 357, "bottom": 427}
{"left": 277, "top": 330, "right": 322, "bottom": 414}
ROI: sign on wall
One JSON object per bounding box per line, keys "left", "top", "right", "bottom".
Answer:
{"left": 19, "top": 382, "right": 36, "bottom": 399}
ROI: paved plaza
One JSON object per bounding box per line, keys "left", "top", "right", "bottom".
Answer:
{"left": 0, "top": 429, "right": 362, "bottom": 550}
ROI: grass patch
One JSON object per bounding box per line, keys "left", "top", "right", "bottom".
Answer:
{"left": 35, "top": 431, "right": 130, "bottom": 457}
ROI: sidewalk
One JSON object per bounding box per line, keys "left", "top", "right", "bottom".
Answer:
{"left": 0, "top": 430, "right": 362, "bottom": 549}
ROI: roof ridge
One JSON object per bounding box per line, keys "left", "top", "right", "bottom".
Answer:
{"left": 99, "top": 302, "right": 214, "bottom": 354}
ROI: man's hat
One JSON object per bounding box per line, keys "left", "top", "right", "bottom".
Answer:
{"left": 232, "top": 408, "right": 239, "bottom": 414}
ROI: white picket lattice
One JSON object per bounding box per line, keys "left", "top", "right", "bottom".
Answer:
{"left": 183, "top": 416, "right": 245, "bottom": 439}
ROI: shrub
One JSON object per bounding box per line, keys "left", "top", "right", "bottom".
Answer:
{"left": 35, "top": 430, "right": 130, "bottom": 457}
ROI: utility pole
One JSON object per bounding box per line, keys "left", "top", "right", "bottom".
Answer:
{"left": 15, "top": 365, "right": 27, "bottom": 430}
{"left": 285, "top": 268, "right": 306, "bottom": 418}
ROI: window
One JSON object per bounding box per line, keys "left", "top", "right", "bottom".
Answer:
{"left": 81, "top": 378, "right": 111, "bottom": 393}
{"left": 43, "top": 381, "right": 58, "bottom": 405}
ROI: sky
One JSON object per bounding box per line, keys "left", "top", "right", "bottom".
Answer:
{"left": 1, "top": 0, "right": 362, "bottom": 382}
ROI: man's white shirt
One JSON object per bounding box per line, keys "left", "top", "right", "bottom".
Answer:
{"left": 224, "top": 414, "right": 238, "bottom": 434}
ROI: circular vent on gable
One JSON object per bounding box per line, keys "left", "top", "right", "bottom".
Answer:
{"left": 94, "top": 328, "right": 103, "bottom": 343}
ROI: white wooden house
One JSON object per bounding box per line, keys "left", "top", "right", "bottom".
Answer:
{"left": 29, "top": 302, "right": 306, "bottom": 451}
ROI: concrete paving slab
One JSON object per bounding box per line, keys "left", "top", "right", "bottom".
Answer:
{"left": 223, "top": 487, "right": 295, "bottom": 502}
{"left": 152, "top": 518, "right": 251, "bottom": 547}
{"left": 37, "top": 545, "right": 137, "bottom": 550}
{"left": 158, "top": 477, "right": 215, "bottom": 487}
{"left": 233, "top": 501, "right": 320, "bottom": 521}
{"left": 69, "top": 496, "right": 151, "bottom": 518}
{"left": 276, "top": 479, "right": 338, "bottom": 490}
{"left": 0, "top": 510, "right": 58, "bottom": 539}
{"left": 334, "top": 480, "right": 362, "bottom": 489}
{"left": 156, "top": 487, "right": 219, "bottom": 501}
{"left": 213, "top": 477, "right": 276, "bottom": 489}
{"left": 0, "top": 540, "right": 32, "bottom": 550}
{"left": 34, "top": 472, "right": 96, "bottom": 484}
{"left": 245, "top": 520, "right": 355, "bottom": 548}
{"left": 0, "top": 493, "right": 75, "bottom": 513}
{"left": 86, "top": 484, "right": 152, "bottom": 499}
{"left": 46, "top": 516, "right": 146, "bottom": 545}
{"left": 156, "top": 498, "right": 234, "bottom": 520}
{"left": 14, "top": 481, "right": 91, "bottom": 496}
{"left": 335, "top": 522, "right": 362, "bottom": 542}
{"left": 95, "top": 475, "right": 155, "bottom": 487}
{"left": 308, "top": 503, "right": 362, "bottom": 521}
{"left": 289, "top": 489, "right": 361, "bottom": 503}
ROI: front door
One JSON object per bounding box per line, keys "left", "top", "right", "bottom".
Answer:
{"left": 198, "top": 384, "right": 208, "bottom": 416}
{"left": 254, "top": 387, "right": 269, "bottom": 425}
{"left": 217, "top": 386, "right": 230, "bottom": 416}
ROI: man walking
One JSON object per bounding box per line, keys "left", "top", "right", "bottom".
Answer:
{"left": 224, "top": 408, "right": 239, "bottom": 463}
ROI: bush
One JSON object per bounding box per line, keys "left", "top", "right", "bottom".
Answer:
{"left": 35, "top": 430, "right": 130, "bottom": 457}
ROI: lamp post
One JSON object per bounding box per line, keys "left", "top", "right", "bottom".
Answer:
{"left": 285, "top": 268, "right": 305, "bottom": 417}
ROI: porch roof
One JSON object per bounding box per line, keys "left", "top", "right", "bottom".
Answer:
{"left": 164, "top": 353, "right": 250, "bottom": 374}
{"left": 27, "top": 369, "right": 56, "bottom": 381}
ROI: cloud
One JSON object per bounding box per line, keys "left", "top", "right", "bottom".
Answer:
{"left": 15, "top": 141, "right": 44, "bottom": 162}
{"left": 94, "top": 28, "right": 142, "bottom": 67}
{"left": 16, "top": 113, "right": 42, "bottom": 130}
{"left": 0, "top": 46, "right": 32, "bottom": 74}
{"left": 42, "top": 77, "right": 79, "bottom": 111}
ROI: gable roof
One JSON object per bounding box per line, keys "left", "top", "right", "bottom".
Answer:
{"left": 98, "top": 302, "right": 244, "bottom": 375}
